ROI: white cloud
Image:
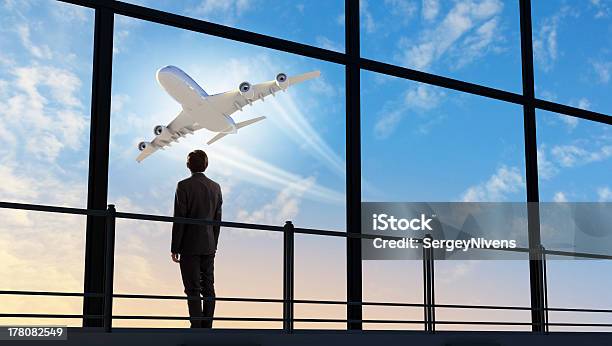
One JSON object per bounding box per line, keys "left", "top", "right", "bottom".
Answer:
{"left": 385, "top": 0, "right": 417, "bottom": 21}
{"left": 308, "top": 75, "right": 337, "bottom": 97}
{"left": 572, "top": 97, "right": 591, "bottom": 111}
{"left": 397, "top": 0, "right": 503, "bottom": 71}
{"left": 461, "top": 166, "right": 525, "bottom": 202}
{"left": 537, "top": 145, "right": 559, "bottom": 180}
{"left": 455, "top": 17, "right": 499, "bottom": 68}
{"left": 553, "top": 191, "right": 568, "bottom": 202}
{"left": 360, "top": 0, "right": 376, "bottom": 33}
{"left": 0, "top": 64, "right": 87, "bottom": 162}
{"left": 559, "top": 114, "right": 579, "bottom": 130}
{"left": 51, "top": 1, "right": 90, "bottom": 22}
{"left": 404, "top": 83, "right": 444, "bottom": 109}
{"left": 560, "top": 99, "right": 589, "bottom": 130}
{"left": 436, "top": 261, "right": 478, "bottom": 284}
{"left": 16, "top": 24, "right": 52, "bottom": 59}
{"left": 539, "top": 89, "right": 558, "bottom": 102}
{"left": 192, "top": 0, "right": 254, "bottom": 25}
{"left": 315, "top": 36, "right": 343, "bottom": 53}
{"left": 111, "top": 93, "right": 130, "bottom": 114}
{"left": 598, "top": 186, "right": 612, "bottom": 202}
{"left": 551, "top": 144, "right": 612, "bottom": 167}
{"left": 14, "top": 65, "right": 82, "bottom": 108}
{"left": 533, "top": 6, "right": 573, "bottom": 72}
{"left": 422, "top": 0, "right": 440, "bottom": 20}
{"left": 206, "top": 145, "right": 345, "bottom": 205}
{"left": 336, "top": 13, "right": 345, "bottom": 26}
{"left": 590, "top": 0, "right": 611, "bottom": 18}
{"left": 374, "top": 84, "right": 445, "bottom": 138}
{"left": 113, "top": 29, "right": 130, "bottom": 55}
{"left": 237, "top": 176, "right": 315, "bottom": 226}
{"left": 374, "top": 109, "right": 404, "bottom": 139}
{"left": 592, "top": 61, "right": 612, "bottom": 84}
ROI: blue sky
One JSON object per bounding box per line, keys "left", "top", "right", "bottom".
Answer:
{"left": 0, "top": 0, "right": 611, "bottom": 330}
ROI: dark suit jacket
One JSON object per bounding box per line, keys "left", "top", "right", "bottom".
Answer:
{"left": 171, "top": 172, "right": 222, "bottom": 255}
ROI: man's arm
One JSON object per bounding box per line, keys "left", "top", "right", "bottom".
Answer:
{"left": 171, "top": 183, "right": 188, "bottom": 254}
{"left": 213, "top": 191, "right": 222, "bottom": 248}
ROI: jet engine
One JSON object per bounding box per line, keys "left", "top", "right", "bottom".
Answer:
{"left": 154, "top": 125, "right": 171, "bottom": 136}
{"left": 137, "top": 141, "right": 150, "bottom": 151}
{"left": 238, "top": 81, "right": 254, "bottom": 99}
{"left": 275, "top": 73, "right": 288, "bottom": 89}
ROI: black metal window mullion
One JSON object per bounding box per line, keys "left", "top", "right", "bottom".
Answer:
{"left": 83, "top": 6, "right": 114, "bottom": 328}
{"left": 519, "top": 0, "right": 546, "bottom": 333}
{"left": 345, "top": 0, "right": 363, "bottom": 331}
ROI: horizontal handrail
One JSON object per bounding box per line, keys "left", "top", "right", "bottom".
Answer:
{"left": 0, "top": 290, "right": 104, "bottom": 298}
{"left": 0, "top": 313, "right": 103, "bottom": 319}
{"left": 3, "top": 290, "right": 612, "bottom": 314}
{"left": 3, "top": 312, "right": 611, "bottom": 328}
{"left": 0, "top": 201, "right": 106, "bottom": 217}
{"left": 3, "top": 200, "right": 612, "bottom": 260}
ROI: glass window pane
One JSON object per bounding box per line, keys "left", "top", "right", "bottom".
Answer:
{"left": 119, "top": 0, "right": 344, "bottom": 52}
{"left": 435, "top": 259, "right": 531, "bottom": 331}
{"left": 0, "top": 0, "right": 94, "bottom": 327}
{"left": 537, "top": 110, "right": 612, "bottom": 331}
{"left": 533, "top": 1, "right": 612, "bottom": 116}
{"left": 294, "top": 235, "right": 346, "bottom": 330}
{"left": 537, "top": 111, "right": 612, "bottom": 204}
{"left": 361, "top": 70, "right": 529, "bottom": 330}
{"left": 546, "top": 260, "right": 612, "bottom": 332}
{"left": 109, "top": 15, "right": 346, "bottom": 231}
{"left": 112, "top": 220, "right": 283, "bottom": 328}
{"left": 109, "top": 16, "right": 346, "bottom": 328}
{"left": 361, "top": 71, "right": 526, "bottom": 202}
{"left": 362, "top": 261, "right": 423, "bottom": 330}
{"left": 361, "top": 0, "right": 522, "bottom": 92}
{"left": 0, "top": 0, "right": 93, "bottom": 207}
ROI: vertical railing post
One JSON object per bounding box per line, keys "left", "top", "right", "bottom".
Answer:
{"left": 422, "top": 237, "right": 429, "bottom": 331}
{"left": 103, "top": 204, "right": 116, "bottom": 332}
{"left": 429, "top": 236, "right": 436, "bottom": 332}
{"left": 283, "top": 221, "right": 295, "bottom": 332}
{"left": 427, "top": 234, "right": 436, "bottom": 332}
{"left": 422, "top": 234, "right": 435, "bottom": 332}
{"left": 541, "top": 245, "right": 549, "bottom": 333}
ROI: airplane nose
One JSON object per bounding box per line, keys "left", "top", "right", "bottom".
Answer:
{"left": 157, "top": 65, "right": 183, "bottom": 79}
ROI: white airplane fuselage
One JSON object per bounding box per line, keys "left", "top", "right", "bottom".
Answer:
{"left": 156, "top": 65, "right": 236, "bottom": 133}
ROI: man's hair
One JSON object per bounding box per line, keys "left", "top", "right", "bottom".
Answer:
{"left": 187, "top": 150, "right": 208, "bottom": 173}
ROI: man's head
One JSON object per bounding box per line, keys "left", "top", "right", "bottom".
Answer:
{"left": 187, "top": 150, "right": 208, "bottom": 173}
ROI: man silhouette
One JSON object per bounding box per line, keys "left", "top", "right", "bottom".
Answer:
{"left": 171, "top": 150, "right": 222, "bottom": 328}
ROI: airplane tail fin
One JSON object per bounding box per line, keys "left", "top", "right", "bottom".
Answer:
{"left": 206, "top": 116, "right": 266, "bottom": 145}
{"left": 206, "top": 132, "right": 227, "bottom": 145}
{"left": 236, "top": 116, "right": 266, "bottom": 129}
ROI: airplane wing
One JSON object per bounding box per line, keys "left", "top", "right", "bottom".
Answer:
{"left": 205, "top": 71, "right": 320, "bottom": 119}
{"left": 136, "top": 143, "right": 158, "bottom": 162}
{"left": 136, "top": 110, "right": 197, "bottom": 162}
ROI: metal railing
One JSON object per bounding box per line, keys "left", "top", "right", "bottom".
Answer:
{"left": 1, "top": 200, "right": 612, "bottom": 333}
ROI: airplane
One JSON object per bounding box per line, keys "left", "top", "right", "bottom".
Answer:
{"left": 135, "top": 65, "right": 321, "bottom": 162}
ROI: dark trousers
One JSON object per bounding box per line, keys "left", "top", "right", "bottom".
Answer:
{"left": 179, "top": 254, "right": 216, "bottom": 328}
